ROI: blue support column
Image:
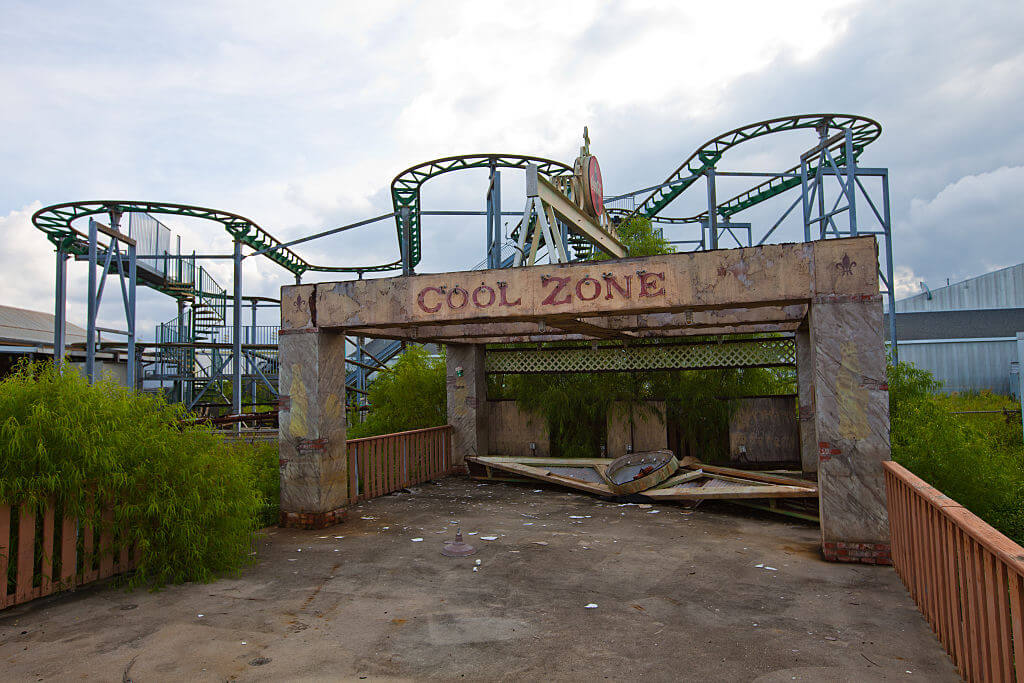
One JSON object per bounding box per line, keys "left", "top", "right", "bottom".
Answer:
{"left": 86, "top": 219, "right": 98, "bottom": 383}
{"left": 705, "top": 168, "right": 718, "bottom": 250}
{"left": 232, "top": 239, "right": 243, "bottom": 418}
{"left": 53, "top": 247, "right": 68, "bottom": 369}
{"left": 845, "top": 128, "right": 858, "bottom": 236}
{"left": 127, "top": 238, "right": 137, "bottom": 389}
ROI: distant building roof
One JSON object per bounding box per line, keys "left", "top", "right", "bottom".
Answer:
{"left": 0, "top": 305, "right": 87, "bottom": 347}
{"left": 897, "top": 262, "right": 1024, "bottom": 312}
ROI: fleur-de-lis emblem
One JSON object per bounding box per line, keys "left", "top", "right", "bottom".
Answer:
{"left": 836, "top": 254, "right": 856, "bottom": 276}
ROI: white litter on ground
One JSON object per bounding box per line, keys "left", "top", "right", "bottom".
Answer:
{"left": 647, "top": 510, "right": 660, "bottom": 514}
{"left": 334, "top": 536, "right": 344, "bottom": 539}
{"left": 584, "top": 603, "right": 598, "bottom": 609}
{"left": 480, "top": 536, "right": 498, "bottom": 541}
{"left": 411, "top": 538, "right": 424, "bottom": 542}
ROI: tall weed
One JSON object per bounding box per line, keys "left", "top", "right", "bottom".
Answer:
{"left": 0, "top": 361, "right": 263, "bottom": 587}
{"left": 889, "top": 361, "right": 1024, "bottom": 543}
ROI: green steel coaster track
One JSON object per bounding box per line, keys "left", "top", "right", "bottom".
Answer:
{"left": 32, "top": 113, "right": 881, "bottom": 282}
{"left": 619, "top": 113, "right": 881, "bottom": 224}
{"left": 33, "top": 201, "right": 313, "bottom": 275}
{"left": 388, "top": 153, "right": 573, "bottom": 269}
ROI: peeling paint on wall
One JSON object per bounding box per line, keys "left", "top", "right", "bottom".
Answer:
{"left": 289, "top": 363, "right": 309, "bottom": 438}
{"left": 837, "top": 341, "right": 869, "bottom": 440}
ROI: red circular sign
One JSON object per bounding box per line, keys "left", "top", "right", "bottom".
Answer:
{"left": 586, "top": 156, "right": 604, "bottom": 217}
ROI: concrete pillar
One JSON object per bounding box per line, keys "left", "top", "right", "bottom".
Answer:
{"left": 446, "top": 343, "right": 488, "bottom": 468}
{"left": 809, "top": 296, "right": 891, "bottom": 563}
{"left": 796, "top": 321, "right": 817, "bottom": 473}
{"left": 278, "top": 328, "right": 348, "bottom": 529}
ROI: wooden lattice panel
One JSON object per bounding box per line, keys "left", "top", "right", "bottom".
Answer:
{"left": 485, "top": 337, "right": 796, "bottom": 374}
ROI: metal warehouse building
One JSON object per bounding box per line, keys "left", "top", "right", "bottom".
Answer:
{"left": 887, "top": 263, "right": 1024, "bottom": 395}
{"left": 0, "top": 304, "right": 128, "bottom": 384}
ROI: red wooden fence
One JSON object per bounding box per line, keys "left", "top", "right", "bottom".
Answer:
{"left": 885, "top": 460, "right": 1024, "bottom": 682}
{"left": 347, "top": 425, "right": 453, "bottom": 502}
{"left": 1, "top": 498, "right": 138, "bottom": 611}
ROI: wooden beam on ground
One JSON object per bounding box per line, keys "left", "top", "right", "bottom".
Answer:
{"left": 468, "top": 458, "right": 615, "bottom": 497}
{"left": 682, "top": 463, "right": 816, "bottom": 489}
{"left": 643, "top": 484, "right": 818, "bottom": 500}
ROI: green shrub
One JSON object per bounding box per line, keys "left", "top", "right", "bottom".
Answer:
{"left": 497, "top": 363, "right": 792, "bottom": 461}
{"left": 0, "top": 361, "right": 263, "bottom": 587}
{"left": 889, "top": 360, "right": 1024, "bottom": 543}
{"left": 225, "top": 438, "right": 279, "bottom": 527}
{"left": 347, "top": 345, "right": 446, "bottom": 438}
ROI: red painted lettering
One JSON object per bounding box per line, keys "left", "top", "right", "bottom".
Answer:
{"left": 638, "top": 272, "right": 666, "bottom": 298}
{"left": 447, "top": 286, "right": 469, "bottom": 309}
{"left": 472, "top": 285, "right": 496, "bottom": 308}
{"left": 498, "top": 283, "right": 521, "bottom": 307}
{"left": 541, "top": 276, "right": 572, "bottom": 306}
{"left": 416, "top": 286, "right": 443, "bottom": 313}
{"left": 603, "top": 274, "right": 631, "bottom": 300}
{"left": 575, "top": 276, "right": 601, "bottom": 302}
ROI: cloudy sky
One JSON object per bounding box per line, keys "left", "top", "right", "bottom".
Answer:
{"left": 1, "top": 0, "right": 1022, "bottom": 335}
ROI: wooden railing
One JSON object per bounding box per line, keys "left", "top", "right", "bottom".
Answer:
{"left": 347, "top": 425, "right": 453, "bottom": 502}
{"left": 884, "top": 461, "right": 1024, "bottom": 682}
{"left": 1, "top": 499, "right": 138, "bottom": 611}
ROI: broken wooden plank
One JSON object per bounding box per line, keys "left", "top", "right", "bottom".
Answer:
{"left": 651, "top": 469, "right": 706, "bottom": 489}
{"left": 475, "top": 456, "right": 614, "bottom": 467}
{"left": 644, "top": 484, "right": 818, "bottom": 500}
{"left": 469, "top": 458, "right": 615, "bottom": 496}
{"left": 681, "top": 462, "right": 814, "bottom": 488}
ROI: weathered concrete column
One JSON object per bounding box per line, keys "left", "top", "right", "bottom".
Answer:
{"left": 796, "top": 320, "right": 817, "bottom": 473}
{"left": 446, "top": 343, "right": 488, "bottom": 469}
{"left": 278, "top": 327, "right": 348, "bottom": 529}
{"left": 810, "top": 295, "right": 891, "bottom": 564}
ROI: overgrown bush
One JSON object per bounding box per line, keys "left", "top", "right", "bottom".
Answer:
{"left": 347, "top": 345, "right": 446, "bottom": 438}
{"left": 494, "top": 363, "right": 792, "bottom": 461}
{"left": 225, "top": 438, "right": 279, "bottom": 527}
{"left": 0, "top": 361, "right": 264, "bottom": 587}
{"left": 889, "top": 360, "right": 1024, "bottom": 543}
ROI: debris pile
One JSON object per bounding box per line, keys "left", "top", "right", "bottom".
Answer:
{"left": 466, "top": 451, "right": 817, "bottom": 513}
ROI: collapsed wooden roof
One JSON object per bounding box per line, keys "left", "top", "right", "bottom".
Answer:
{"left": 467, "top": 455, "right": 817, "bottom": 503}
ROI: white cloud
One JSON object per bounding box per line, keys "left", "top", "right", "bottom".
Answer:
{"left": 898, "top": 165, "right": 1024, "bottom": 289}
{"left": 1, "top": 0, "right": 1023, "bottom": 331}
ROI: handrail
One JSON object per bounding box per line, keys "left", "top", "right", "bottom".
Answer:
{"left": 346, "top": 423, "right": 451, "bottom": 445}
{"left": 884, "top": 461, "right": 1024, "bottom": 573}
{"left": 884, "top": 460, "right": 1024, "bottom": 681}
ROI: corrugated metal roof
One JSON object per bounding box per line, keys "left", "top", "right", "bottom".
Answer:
{"left": 0, "top": 305, "right": 87, "bottom": 346}
{"left": 897, "top": 263, "right": 1024, "bottom": 312}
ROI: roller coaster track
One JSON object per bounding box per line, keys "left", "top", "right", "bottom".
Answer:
{"left": 619, "top": 113, "right": 881, "bottom": 224}
{"left": 389, "top": 154, "right": 573, "bottom": 270}
{"left": 32, "top": 114, "right": 881, "bottom": 283}
{"left": 33, "top": 201, "right": 312, "bottom": 275}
